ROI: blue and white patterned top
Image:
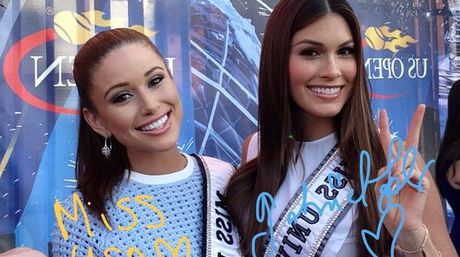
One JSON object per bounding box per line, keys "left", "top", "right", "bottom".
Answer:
{"left": 52, "top": 154, "right": 204, "bottom": 257}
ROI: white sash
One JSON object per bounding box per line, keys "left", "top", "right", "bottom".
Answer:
{"left": 264, "top": 146, "right": 353, "bottom": 257}
{"left": 192, "top": 154, "right": 242, "bottom": 257}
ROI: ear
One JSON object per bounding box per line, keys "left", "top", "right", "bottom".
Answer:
{"left": 82, "top": 107, "right": 111, "bottom": 138}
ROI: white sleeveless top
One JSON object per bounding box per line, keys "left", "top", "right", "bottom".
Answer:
{"left": 245, "top": 132, "right": 359, "bottom": 257}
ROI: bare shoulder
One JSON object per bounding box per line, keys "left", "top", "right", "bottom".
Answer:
{"left": 455, "top": 160, "right": 460, "bottom": 175}
{"left": 200, "top": 155, "right": 235, "bottom": 173}
{"left": 0, "top": 247, "right": 45, "bottom": 257}
{"left": 240, "top": 132, "right": 257, "bottom": 165}
{"left": 447, "top": 161, "right": 460, "bottom": 189}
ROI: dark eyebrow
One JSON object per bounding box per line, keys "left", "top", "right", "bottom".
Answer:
{"left": 292, "top": 39, "right": 354, "bottom": 47}
{"left": 104, "top": 66, "right": 164, "bottom": 100}
{"left": 144, "top": 66, "right": 163, "bottom": 77}
{"left": 104, "top": 82, "right": 129, "bottom": 101}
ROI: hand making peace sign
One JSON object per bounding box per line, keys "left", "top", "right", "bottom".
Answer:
{"left": 376, "top": 104, "right": 432, "bottom": 253}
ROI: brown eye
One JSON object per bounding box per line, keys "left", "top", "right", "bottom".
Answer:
{"left": 148, "top": 75, "right": 164, "bottom": 88}
{"left": 300, "top": 49, "right": 319, "bottom": 58}
{"left": 338, "top": 47, "right": 355, "bottom": 56}
{"left": 112, "top": 92, "right": 132, "bottom": 103}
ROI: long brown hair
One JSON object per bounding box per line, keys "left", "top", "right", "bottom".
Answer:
{"left": 226, "top": 0, "right": 391, "bottom": 256}
{"left": 73, "top": 28, "right": 166, "bottom": 219}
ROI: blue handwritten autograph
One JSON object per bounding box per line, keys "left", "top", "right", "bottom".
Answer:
{"left": 252, "top": 192, "right": 276, "bottom": 257}
{"left": 252, "top": 136, "right": 434, "bottom": 257}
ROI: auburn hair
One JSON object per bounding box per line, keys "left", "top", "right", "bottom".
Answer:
{"left": 73, "top": 28, "right": 165, "bottom": 219}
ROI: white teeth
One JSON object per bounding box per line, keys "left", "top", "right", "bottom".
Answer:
{"left": 309, "top": 87, "right": 341, "bottom": 95}
{"left": 140, "top": 114, "right": 168, "bottom": 131}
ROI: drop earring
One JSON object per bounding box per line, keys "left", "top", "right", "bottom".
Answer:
{"left": 102, "top": 136, "right": 112, "bottom": 159}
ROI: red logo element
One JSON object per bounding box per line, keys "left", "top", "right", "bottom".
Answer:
{"left": 3, "top": 28, "right": 78, "bottom": 115}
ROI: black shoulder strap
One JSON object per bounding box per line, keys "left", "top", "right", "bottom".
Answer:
{"left": 190, "top": 153, "right": 208, "bottom": 256}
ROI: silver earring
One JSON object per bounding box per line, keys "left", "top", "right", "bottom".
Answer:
{"left": 102, "top": 136, "right": 112, "bottom": 159}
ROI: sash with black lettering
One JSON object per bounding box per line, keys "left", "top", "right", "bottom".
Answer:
{"left": 192, "top": 154, "right": 242, "bottom": 257}
{"left": 264, "top": 146, "right": 353, "bottom": 257}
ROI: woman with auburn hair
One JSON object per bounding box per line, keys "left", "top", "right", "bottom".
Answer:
{"left": 226, "top": 0, "right": 457, "bottom": 256}
{"left": 436, "top": 81, "right": 460, "bottom": 253}
{"left": 50, "top": 28, "right": 240, "bottom": 256}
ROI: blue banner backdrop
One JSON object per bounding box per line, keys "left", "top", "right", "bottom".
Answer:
{"left": 0, "top": 0, "right": 193, "bottom": 253}
{"left": 0, "top": 0, "right": 455, "bottom": 255}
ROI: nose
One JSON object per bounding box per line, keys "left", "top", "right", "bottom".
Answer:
{"left": 318, "top": 55, "right": 341, "bottom": 80}
{"left": 138, "top": 89, "right": 160, "bottom": 115}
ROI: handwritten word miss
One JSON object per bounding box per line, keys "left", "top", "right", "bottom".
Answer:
{"left": 54, "top": 193, "right": 190, "bottom": 257}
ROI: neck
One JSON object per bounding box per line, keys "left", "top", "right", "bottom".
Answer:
{"left": 296, "top": 113, "right": 334, "bottom": 141}
{"left": 127, "top": 148, "right": 186, "bottom": 175}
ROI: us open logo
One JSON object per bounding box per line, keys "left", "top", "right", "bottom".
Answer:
{"left": 364, "top": 25, "right": 417, "bottom": 53}
{"left": 362, "top": 24, "right": 429, "bottom": 100}
{"left": 3, "top": 10, "right": 155, "bottom": 115}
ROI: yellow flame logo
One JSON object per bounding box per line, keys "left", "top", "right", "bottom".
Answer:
{"left": 364, "top": 26, "right": 417, "bottom": 53}
{"left": 53, "top": 10, "right": 157, "bottom": 45}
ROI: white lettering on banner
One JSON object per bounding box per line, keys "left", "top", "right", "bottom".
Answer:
{"left": 407, "top": 58, "right": 428, "bottom": 79}
{"left": 30, "top": 55, "right": 176, "bottom": 88}
{"left": 165, "top": 57, "right": 175, "bottom": 76}
{"left": 31, "top": 55, "right": 76, "bottom": 87}
{"left": 365, "top": 57, "right": 429, "bottom": 80}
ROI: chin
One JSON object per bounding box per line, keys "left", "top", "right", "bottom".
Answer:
{"left": 133, "top": 135, "right": 179, "bottom": 153}
{"left": 311, "top": 109, "right": 342, "bottom": 118}
{"left": 155, "top": 138, "right": 180, "bottom": 152}
{"left": 318, "top": 105, "right": 346, "bottom": 116}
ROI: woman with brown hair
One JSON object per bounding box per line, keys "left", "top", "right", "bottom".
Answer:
{"left": 226, "top": 0, "right": 457, "bottom": 256}
{"left": 50, "top": 28, "right": 240, "bottom": 256}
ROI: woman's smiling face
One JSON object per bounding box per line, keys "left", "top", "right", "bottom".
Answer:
{"left": 84, "top": 42, "right": 183, "bottom": 157}
{"left": 289, "top": 13, "right": 357, "bottom": 127}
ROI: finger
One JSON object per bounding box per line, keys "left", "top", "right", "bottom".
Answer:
{"left": 387, "top": 139, "right": 410, "bottom": 190}
{"left": 388, "top": 137, "right": 404, "bottom": 176}
{"left": 377, "top": 166, "right": 389, "bottom": 185}
{"left": 375, "top": 166, "right": 388, "bottom": 194}
{"left": 401, "top": 149, "right": 416, "bottom": 173}
{"left": 378, "top": 109, "right": 391, "bottom": 160}
{"left": 392, "top": 151, "right": 405, "bottom": 189}
{"left": 374, "top": 167, "right": 389, "bottom": 210}
{"left": 407, "top": 168, "right": 430, "bottom": 192}
{"left": 405, "top": 104, "right": 425, "bottom": 149}
{"left": 396, "top": 150, "right": 416, "bottom": 188}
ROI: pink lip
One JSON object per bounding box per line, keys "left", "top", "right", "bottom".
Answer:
{"left": 314, "top": 94, "right": 339, "bottom": 100}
